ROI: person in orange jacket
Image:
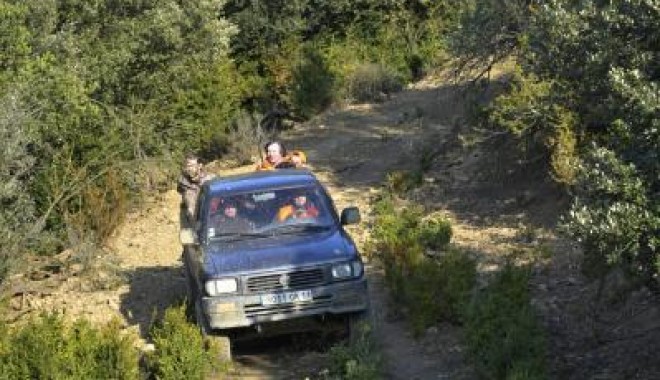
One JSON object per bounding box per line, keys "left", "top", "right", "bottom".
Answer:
{"left": 289, "top": 150, "right": 307, "bottom": 168}
{"left": 276, "top": 189, "right": 319, "bottom": 222}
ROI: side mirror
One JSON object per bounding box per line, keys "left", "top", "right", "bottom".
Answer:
{"left": 180, "top": 228, "right": 199, "bottom": 246}
{"left": 340, "top": 207, "right": 361, "bottom": 225}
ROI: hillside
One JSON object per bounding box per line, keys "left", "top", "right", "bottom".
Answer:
{"left": 6, "top": 74, "right": 660, "bottom": 379}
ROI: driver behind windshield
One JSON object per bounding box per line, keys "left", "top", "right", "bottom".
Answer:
{"left": 211, "top": 199, "right": 254, "bottom": 234}
{"left": 276, "top": 189, "right": 320, "bottom": 222}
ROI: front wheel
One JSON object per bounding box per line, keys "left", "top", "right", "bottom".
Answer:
{"left": 347, "top": 309, "right": 372, "bottom": 344}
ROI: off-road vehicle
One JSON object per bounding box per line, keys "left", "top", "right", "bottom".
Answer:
{"left": 180, "top": 169, "right": 369, "bottom": 359}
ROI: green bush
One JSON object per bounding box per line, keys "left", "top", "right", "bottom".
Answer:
{"left": 385, "top": 170, "right": 423, "bottom": 196}
{"left": 371, "top": 196, "right": 475, "bottom": 333}
{"left": 0, "top": 90, "right": 37, "bottom": 283}
{"left": 464, "top": 264, "right": 547, "bottom": 379}
{"left": 419, "top": 217, "right": 453, "bottom": 251}
{"left": 291, "top": 45, "right": 335, "bottom": 119}
{"left": 345, "top": 63, "right": 403, "bottom": 103}
{"left": 406, "top": 249, "right": 476, "bottom": 335}
{"left": 147, "top": 304, "right": 226, "bottom": 380}
{"left": 562, "top": 147, "right": 659, "bottom": 282}
{"left": 452, "top": 1, "right": 660, "bottom": 288}
{"left": 0, "top": 313, "right": 139, "bottom": 380}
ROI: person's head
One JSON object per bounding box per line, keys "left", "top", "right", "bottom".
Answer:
{"left": 292, "top": 190, "right": 308, "bottom": 207}
{"left": 290, "top": 150, "right": 306, "bottom": 167}
{"left": 183, "top": 153, "right": 202, "bottom": 179}
{"left": 264, "top": 141, "right": 286, "bottom": 164}
{"left": 223, "top": 202, "right": 237, "bottom": 218}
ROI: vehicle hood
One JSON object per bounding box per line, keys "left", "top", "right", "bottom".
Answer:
{"left": 202, "top": 229, "right": 357, "bottom": 276}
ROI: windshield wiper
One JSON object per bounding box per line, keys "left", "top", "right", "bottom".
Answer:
{"left": 210, "top": 232, "right": 270, "bottom": 241}
{"left": 263, "top": 223, "right": 332, "bottom": 235}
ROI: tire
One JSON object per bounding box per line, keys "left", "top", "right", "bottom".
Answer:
{"left": 195, "top": 299, "right": 232, "bottom": 362}
{"left": 347, "top": 308, "right": 372, "bottom": 344}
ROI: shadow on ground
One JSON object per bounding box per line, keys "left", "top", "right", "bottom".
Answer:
{"left": 119, "top": 264, "right": 187, "bottom": 336}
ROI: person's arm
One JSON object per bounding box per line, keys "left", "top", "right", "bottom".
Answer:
{"left": 183, "top": 188, "right": 198, "bottom": 223}
{"left": 276, "top": 205, "right": 294, "bottom": 221}
{"left": 307, "top": 204, "right": 319, "bottom": 218}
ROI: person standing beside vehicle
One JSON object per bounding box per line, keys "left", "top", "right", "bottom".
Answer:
{"left": 177, "top": 153, "right": 214, "bottom": 226}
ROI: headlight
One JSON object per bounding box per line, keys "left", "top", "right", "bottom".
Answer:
{"left": 205, "top": 278, "right": 238, "bottom": 296}
{"left": 332, "top": 260, "right": 363, "bottom": 279}
{"left": 351, "top": 260, "right": 363, "bottom": 277}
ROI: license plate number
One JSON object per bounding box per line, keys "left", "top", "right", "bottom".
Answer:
{"left": 261, "top": 290, "right": 313, "bottom": 306}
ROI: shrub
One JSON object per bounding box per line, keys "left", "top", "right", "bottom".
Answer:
{"left": 147, "top": 303, "right": 226, "bottom": 380}
{"left": 345, "top": 63, "right": 403, "bottom": 103}
{"left": 291, "top": 46, "right": 335, "bottom": 119}
{"left": 562, "top": 147, "right": 659, "bottom": 283}
{"left": 0, "top": 90, "right": 37, "bottom": 284}
{"left": 385, "top": 170, "right": 423, "bottom": 196}
{"left": 371, "top": 196, "right": 474, "bottom": 333}
{"left": 406, "top": 249, "right": 476, "bottom": 335}
{"left": 0, "top": 313, "right": 139, "bottom": 380}
{"left": 464, "top": 264, "right": 547, "bottom": 379}
{"left": 419, "top": 217, "right": 453, "bottom": 251}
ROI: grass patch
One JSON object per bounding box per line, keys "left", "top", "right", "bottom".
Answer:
{"left": 326, "top": 322, "right": 381, "bottom": 380}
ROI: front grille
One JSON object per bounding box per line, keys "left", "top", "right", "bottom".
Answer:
{"left": 244, "top": 295, "right": 332, "bottom": 317}
{"left": 246, "top": 268, "right": 325, "bottom": 293}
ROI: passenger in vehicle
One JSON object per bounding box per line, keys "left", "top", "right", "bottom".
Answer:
{"left": 177, "top": 153, "right": 214, "bottom": 225}
{"left": 211, "top": 200, "right": 254, "bottom": 233}
{"left": 276, "top": 190, "right": 319, "bottom": 222}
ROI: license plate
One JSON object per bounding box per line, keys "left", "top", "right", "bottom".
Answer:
{"left": 261, "top": 290, "right": 313, "bottom": 306}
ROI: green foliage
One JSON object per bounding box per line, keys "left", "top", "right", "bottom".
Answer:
{"left": 344, "top": 63, "right": 403, "bottom": 103}
{"left": 453, "top": 0, "right": 660, "bottom": 285}
{"left": 147, "top": 303, "right": 225, "bottom": 380}
{"left": 327, "top": 323, "right": 381, "bottom": 380}
{"left": 0, "top": 313, "right": 140, "bottom": 380}
{"left": 419, "top": 217, "right": 453, "bottom": 251}
{"left": 449, "top": 0, "right": 531, "bottom": 81}
{"left": 562, "top": 147, "right": 659, "bottom": 281}
{"left": 0, "top": 0, "right": 242, "bottom": 254}
{"left": 488, "top": 70, "right": 579, "bottom": 183}
{"left": 464, "top": 264, "right": 547, "bottom": 379}
{"left": 225, "top": 0, "right": 458, "bottom": 110}
{"left": 406, "top": 249, "right": 477, "bottom": 334}
{"left": 0, "top": 91, "right": 37, "bottom": 283}
{"left": 385, "top": 170, "right": 423, "bottom": 196}
{"left": 371, "top": 196, "right": 475, "bottom": 333}
{"left": 291, "top": 45, "right": 335, "bottom": 118}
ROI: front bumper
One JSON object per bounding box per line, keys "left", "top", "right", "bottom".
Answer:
{"left": 202, "top": 278, "right": 368, "bottom": 330}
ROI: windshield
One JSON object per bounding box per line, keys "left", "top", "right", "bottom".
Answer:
{"left": 206, "top": 184, "right": 336, "bottom": 239}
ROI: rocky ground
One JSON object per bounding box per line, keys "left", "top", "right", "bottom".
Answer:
{"left": 5, "top": 73, "right": 660, "bottom": 379}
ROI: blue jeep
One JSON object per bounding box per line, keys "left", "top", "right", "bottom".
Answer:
{"left": 180, "top": 169, "right": 369, "bottom": 357}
